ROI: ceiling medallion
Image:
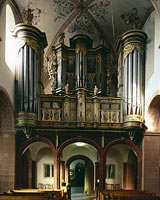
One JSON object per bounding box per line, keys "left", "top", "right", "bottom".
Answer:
{"left": 88, "top": 0, "right": 110, "bottom": 22}
{"left": 120, "top": 8, "right": 142, "bottom": 29}
{"left": 53, "top": 0, "right": 75, "bottom": 22}
{"left": 68, "top": 12, "right": 95, "bottom": 34}
{"left": 21, "top": 2, "right": 42, "bottom": 25}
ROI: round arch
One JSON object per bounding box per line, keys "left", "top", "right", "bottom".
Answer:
{"left": 57, "top": 137, "right": 101, "bottom": 158}
{"left": 56, "top": 137, "right": 101, "bottom": 191}
{"left": 17, "top": 136, "right": 56, "bottom": 157}
{"left": 147, "top": 94, "right": 160, "bottom": 132}
{"left": 16, "top": 136, "right": 56, "bottom": 189}
{"left": 66, "top": 155, "right": 94, "bottom": 194}
{"left": 104, "top": 138, "right": 142, "bottom": 190}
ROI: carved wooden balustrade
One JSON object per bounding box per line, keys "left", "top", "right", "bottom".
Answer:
{"left": 39, "top": 94, "right": 123, "bottom": 129}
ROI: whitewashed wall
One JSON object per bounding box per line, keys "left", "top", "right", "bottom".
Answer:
{"left": 0, "top": 3, "right": 20, "bottom": 105}
{"left": 143, "top": 10, "right": 160, "bottom": 130}
{"left": 36, "top": 148, "right": 54, "bottom": 187}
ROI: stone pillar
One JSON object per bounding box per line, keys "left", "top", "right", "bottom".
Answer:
{"left": 60, "top": 161, "right": 65, "bottom": 187}
{"left": 54, "top": 151, "right": 60, "bottom": 189}
{"left": 123, "top": 162, "right": 127, "bottom": 189}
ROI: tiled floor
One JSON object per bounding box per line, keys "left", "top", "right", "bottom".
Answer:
{"left": 71, "top": 187, "right": 96, "bottom": 200}
{"left": 71, "top": 187, "right": 84, "bottom": 194}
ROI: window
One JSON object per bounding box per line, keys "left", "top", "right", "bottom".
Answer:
{"left": 5, "top": 4, "right": 16, "bottom": 72}
{"left": 44, "top": 164, "right": 54, "bottom": 178}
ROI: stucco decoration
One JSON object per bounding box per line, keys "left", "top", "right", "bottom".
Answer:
{"left": 121, "top": 7, "right": 142, "bottom": 29}
{"left": 21, "top": 2, "right": 42, "bottom": 25}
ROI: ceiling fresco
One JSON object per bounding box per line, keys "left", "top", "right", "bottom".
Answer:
{"left": 8, "top": 0, "right": 153, "bottom": 52}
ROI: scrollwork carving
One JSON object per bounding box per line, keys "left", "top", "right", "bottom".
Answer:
{"left": 123, "top": 43, "right": 144, "bottom": 61}
{"left": 47, "top": 50, "right": 57, "bottom": 93}
{"left": 18, "top": 38, "right": 40, "bottom": 56}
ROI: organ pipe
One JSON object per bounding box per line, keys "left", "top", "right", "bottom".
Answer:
{"left": 13, "top": 23, "right": 47, "bottom": 129}
{"left": 115, "top": 30, "right": 147, "bottom": 128}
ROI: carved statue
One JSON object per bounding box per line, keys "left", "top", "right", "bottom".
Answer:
{"left": 47, "top": 55, "right": 57, "bottom": 93}
{"left": 64, "top": 83, "right": 69, "bottom": 94}
{"left": 94, "top": 85, "right": 98, "bottom": 95}
{"left": 58, "top": 32, "right": 65, "bottom": 44}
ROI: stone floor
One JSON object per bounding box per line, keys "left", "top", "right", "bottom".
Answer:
{"left": 71, "top": 187, "right": 96, "bottom": 200}
{"left": 71, "top": 193, "right": 96, "bottom": 200}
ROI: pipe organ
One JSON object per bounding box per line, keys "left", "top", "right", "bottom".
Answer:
{"left": 53, "top": 34, "right": 109, "bottom": 95}
{"left": 115, "top": 30, "right": 147, "bottom": 129}
{"left": 13, "top": 23, "right": 47, "bottom": 137}
{"left": 13, "top": 24, "right": 147, "bottom": 138}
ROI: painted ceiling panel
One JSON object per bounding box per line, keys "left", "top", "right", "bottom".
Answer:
{"left": 11, "top": 0, "right": 153, "bottom": 54}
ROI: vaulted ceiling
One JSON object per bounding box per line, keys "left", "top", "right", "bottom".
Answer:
{"left": 5, "top": 0, "right": 153, "bottom": 56}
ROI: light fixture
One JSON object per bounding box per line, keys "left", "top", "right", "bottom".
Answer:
{"left": 75, "top": 142, "right": 85, "bottom": 146}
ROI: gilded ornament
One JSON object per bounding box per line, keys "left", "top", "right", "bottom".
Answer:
{"left": 123, "top": 43, "right": 144, "bottom": 61}
{"left": 18, "top": 38, "right": 40, "bottom": 56}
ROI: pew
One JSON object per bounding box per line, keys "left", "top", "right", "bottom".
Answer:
{"left": 0, "top": 189, "right": 67, "bottom": 200}
{"left": 97, "top": 189, "right": 160, "bottom": 200}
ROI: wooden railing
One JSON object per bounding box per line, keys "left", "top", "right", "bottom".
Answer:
{"left": 40, "top": 95, "right": 122, "bottom": 128}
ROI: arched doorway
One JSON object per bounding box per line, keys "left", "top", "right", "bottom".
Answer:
{"left": 74, "top": 161, "right": 85, "bottom": 187}
{"left": 67, "top": 156, "right": 94, "bottom": 194}
{"left": 60, "top": 140, "right": 99, "bottom": 195}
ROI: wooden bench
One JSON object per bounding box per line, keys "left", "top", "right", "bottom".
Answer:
{"left": 97, "top": 189, "right": 160, "bottom": 200}
{"left": 0, "top": 189, "right": 67, "bottom": 200}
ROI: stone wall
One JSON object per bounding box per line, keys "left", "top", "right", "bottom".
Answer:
{"left": 0, "top": 131, "right": 15, "bottom": 193}
{"left": 0, "top": 91, "right": 15, "bottom": 193}
{"left": 142, "top": 134, "right": 160, "bottom": 195}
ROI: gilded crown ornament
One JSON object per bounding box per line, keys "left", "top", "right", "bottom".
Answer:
{"left": 21, "top": 2, "right": 42, "bottom": 25}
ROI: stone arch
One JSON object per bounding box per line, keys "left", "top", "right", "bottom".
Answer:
{"left": 147, "top": 95, "right": 160, "bottom": 132}
{"left": 104, "top": 138, "right": 142, "bottom": 190}
{"left": 57, "top": 137, "right": 101, "bottom": 158}
{"left": 17, "top": 136, "right": 56, "bottom": 157}
{"left": 0, "top": 87, "right": 14, "bottom": 130}
{"left": 16, "top": 136, "right": 56, "bottom": 189}
{"left": 56, "top": 137, "right": 101, "bottom": 190}
{"left": 66, "top": 155, "right": 94, "bottom": 194}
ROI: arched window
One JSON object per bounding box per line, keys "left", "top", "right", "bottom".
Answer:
{"left": 5, "top": 4, "right": 17, "bottom": 72}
